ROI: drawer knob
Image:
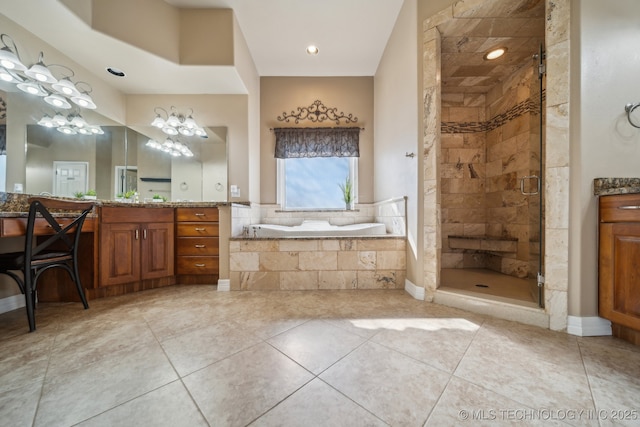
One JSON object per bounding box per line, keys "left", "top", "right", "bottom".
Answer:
{"left": 194, "top": 244, "right": 206, "bottom": 248}
{"left": 194, "top": 227, "right": 206, "bottom": 231}
{"left": 618, "top": 205, "right": 640, "bottom": 210}
{"left": 195, "top": 263, "right": 206, "bottom": 267}
{"left": 195, "top": 213, "right": 205, "bottom": 216}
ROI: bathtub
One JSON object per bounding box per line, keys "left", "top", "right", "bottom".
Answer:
{"left": 247, "top": 220, "right": 387, "bottom": 238}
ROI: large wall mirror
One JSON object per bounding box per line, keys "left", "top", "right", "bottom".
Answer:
{"left": 0, "top": 86, "right": 228, "bottom": 202}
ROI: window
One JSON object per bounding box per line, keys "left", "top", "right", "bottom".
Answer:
{"left": 278, "top": 157, "right": 357, "bottom": 209}
{"left": 274, "top": 126, "right": 360, "bottom": 210}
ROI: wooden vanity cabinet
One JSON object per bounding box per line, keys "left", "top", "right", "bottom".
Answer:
{"left": 599, "top": 193, "right": 640, "bottom": 345}
{"left": 175, "top": 207, "right": 219, "bottom": 283}
{"left": 99, "top": 207, "right": 174, "bottom": 287}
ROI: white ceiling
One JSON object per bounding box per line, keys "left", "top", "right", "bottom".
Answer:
{"left": 0, "top": 0, "right": 404, "bottom": 95}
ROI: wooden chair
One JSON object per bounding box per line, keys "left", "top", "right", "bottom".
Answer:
{"left": 0, "top": 197, "right": 95, "bottom": 332}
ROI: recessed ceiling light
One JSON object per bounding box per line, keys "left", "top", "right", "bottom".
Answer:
{"left": 306, "top": 45, "right": 319, "bottom": 55}
{"left": 106, "top": 67, "right": 126, "bottom": 77}
{"left": 483, "top": 47, "right": 507, "bottom": 60}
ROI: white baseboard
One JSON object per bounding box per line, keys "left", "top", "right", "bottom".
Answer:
{"left": 217, "top": 279, "right": 230, "bottom": 292}
{"left": 0, "top": 294, "right": 25, "bottom": 315}
{"left": 567, "top": 316, "right": 612, "bottom": 336}
{"left": 404, "top": 279, "right": 424, "bottom": 300}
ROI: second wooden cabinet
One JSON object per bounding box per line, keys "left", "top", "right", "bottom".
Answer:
{"left": 99, "top": 207, "right": 175, "bottom": 287}
{"left": 175, "top": 207, "right": 219, "bottom": 282}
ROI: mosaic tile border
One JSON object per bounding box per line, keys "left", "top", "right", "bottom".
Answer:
{"left": 441, "top": 91, "right": 546, "bottom": 134}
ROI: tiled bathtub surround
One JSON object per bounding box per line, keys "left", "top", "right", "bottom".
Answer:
{"left": 230, "top": 198, "right": 407, "bottom": 237}
{"left": 229, "top": 237, "right": 406, "bottom": 291}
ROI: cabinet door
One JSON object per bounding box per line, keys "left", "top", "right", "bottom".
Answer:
{"left": 100, "top": 223, "right": 140, "bottom": 286}
{"left": 599, "top": 223, "right": 640, "bottom": 329}
{"left": 141, "top": 222, "right": 174, "bottom": 280}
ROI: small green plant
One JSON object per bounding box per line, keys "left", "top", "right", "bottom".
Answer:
{"left": 73, "top": 191, "right": 84, "bottom": 199}
{"left": 85, "top": 189, "right": 97, "bottom": 196}
{"left": 153, "top": 194, "right": 162, "bottom": 199}
{"left": 338, "top": 176, "right": 353, "bottom": 206}
{"left": 116, "top": 192, "right": 124, "bottom": 198}
{"left": 124, "top": 190, "right": 136, "bottom": 199}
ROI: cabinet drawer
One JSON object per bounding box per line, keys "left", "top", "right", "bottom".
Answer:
{"left": 176, "top": 256, "right": 219, "bottom": 275}
{"left": 1, "top": 216, "right": 96, "bottom": 237}
{"left": 176, "top": 237, "right": 219, "bottom": 255}
{"left": 176, "top": 223, "right": 219, "bottom": 237}
{"left": 176, "top": 208, "right": 219, "bottom": 222}
{"left": 101, "top": 207, "right": 174, "bottom": 223}
{"left": 600, "top": 193, "right": 640, "bottom": 222}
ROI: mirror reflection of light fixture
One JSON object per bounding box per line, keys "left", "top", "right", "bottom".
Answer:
{"left": 0, "top": 33, "right": 98, "bottom": 110}
{"left": 37, "top": 110, "right": 103, "bottom": 136}
{"left": 146, "top": 136, "right": 194, "bottom": 157}
{"left": 151, "top": 106, "right": 207, "bottom": 138}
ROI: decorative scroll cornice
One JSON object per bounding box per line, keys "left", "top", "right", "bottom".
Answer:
{"left": 277, "top": 99, "right": 358, "bottom": 125}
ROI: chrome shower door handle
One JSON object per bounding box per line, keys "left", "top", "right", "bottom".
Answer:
{"left": 520, "top": 175, "right": 540, "bottom": 195}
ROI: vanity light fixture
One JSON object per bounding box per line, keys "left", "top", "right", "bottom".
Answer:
{"left": 70, "top": 82, "right": 97, "bottom": 109}
{"left": 151, "top": 107, "right": 207, "bottom": 138}
{"left": 306, "top": 45, "right": 319, "bottom": 55}
{"left": 483, "top": 47, "right": 507, "bottom": 60}
{"left": 0, "top": 33, "right": 98, "bottom": 110}
{"left": 16, "top": 81, "right": 47, "bottom": 96}
{"left": 44, "top": 93, "right": 72, "bottom": 109}
{"left": 24, "top": 52, "right": 57, "bottom": 83}
{"left": 0, "top": 34, "right": 27, "bottom": 71}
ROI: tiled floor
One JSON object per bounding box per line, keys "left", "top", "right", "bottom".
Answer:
{"left": 1, "top": 286, "right": 639, "bottom": 426}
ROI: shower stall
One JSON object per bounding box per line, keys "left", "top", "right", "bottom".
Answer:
{"left": 437, "top": 4, "right": 546, "bottom": 307}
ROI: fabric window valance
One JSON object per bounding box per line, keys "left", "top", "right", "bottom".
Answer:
{"left": 274, "top": 127, "right": 360, "bottom": 159}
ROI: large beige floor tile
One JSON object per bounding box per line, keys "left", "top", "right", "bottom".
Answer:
{"left": 46, "top": 317, "right": 157, "bottom": 377}
{"left": 0, "top": 380, "right": 43, "bottom": 427}
{"left": 34, "top": 342, "right": 178, "bottom": 427}
{"left": 253, "top": 378, "right": 386, "bottom": 426}
{"left": 161, "top": 319, "right": 262, "bottom": 377}
{"left": 578, "top": 337, "right": 640, "bottom": 427}
{"left": 372, "top": 316, "right": 482, "bottom": 373}
{"left": 320, "top": 341, "right": 450, "bottom": 426}
{"left": 183, "top": 342, "right": 313, "bottom": 427}
{"left": 0, "top": 328, "right": 57, "bottom": 394}
{"left": 426, "top": 376, "right": 569, "bottom": 426}
{"left": 454, "top": 319, "right": 597, "bottom": 419}
{"left": 267, "top": 319, "right": 368, "bottom": 374}
{"left": 76, "top": 380, "right": 208, "bottom": 427}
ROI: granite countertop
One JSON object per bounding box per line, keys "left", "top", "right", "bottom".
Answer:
{"left": 593, "top": 178, "right": 640, "bottom": 196}
{"left": 0, "top": 192, "right": 235, "bottom": 214}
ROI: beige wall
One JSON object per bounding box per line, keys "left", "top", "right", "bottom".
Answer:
{"left": 374, "top": 0, "right": 420, "bottom": 285}
{"left": 569, "top": 0, "right": 640, "bottom": 317}
{"left": 260, "top": 77, "right": 374, "bottom": 204}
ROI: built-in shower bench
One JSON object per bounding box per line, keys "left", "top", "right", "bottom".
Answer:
{"left": 448, "top": 235, "right": 517, "bottom": 254}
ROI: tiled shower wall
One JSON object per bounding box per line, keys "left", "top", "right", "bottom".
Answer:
{"left": 441, "top": 63, "right": 542, "bottom": 279}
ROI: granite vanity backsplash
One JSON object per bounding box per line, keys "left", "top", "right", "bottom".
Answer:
{"left": 593, "top": 178, "right": 640, "bottom": 196}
